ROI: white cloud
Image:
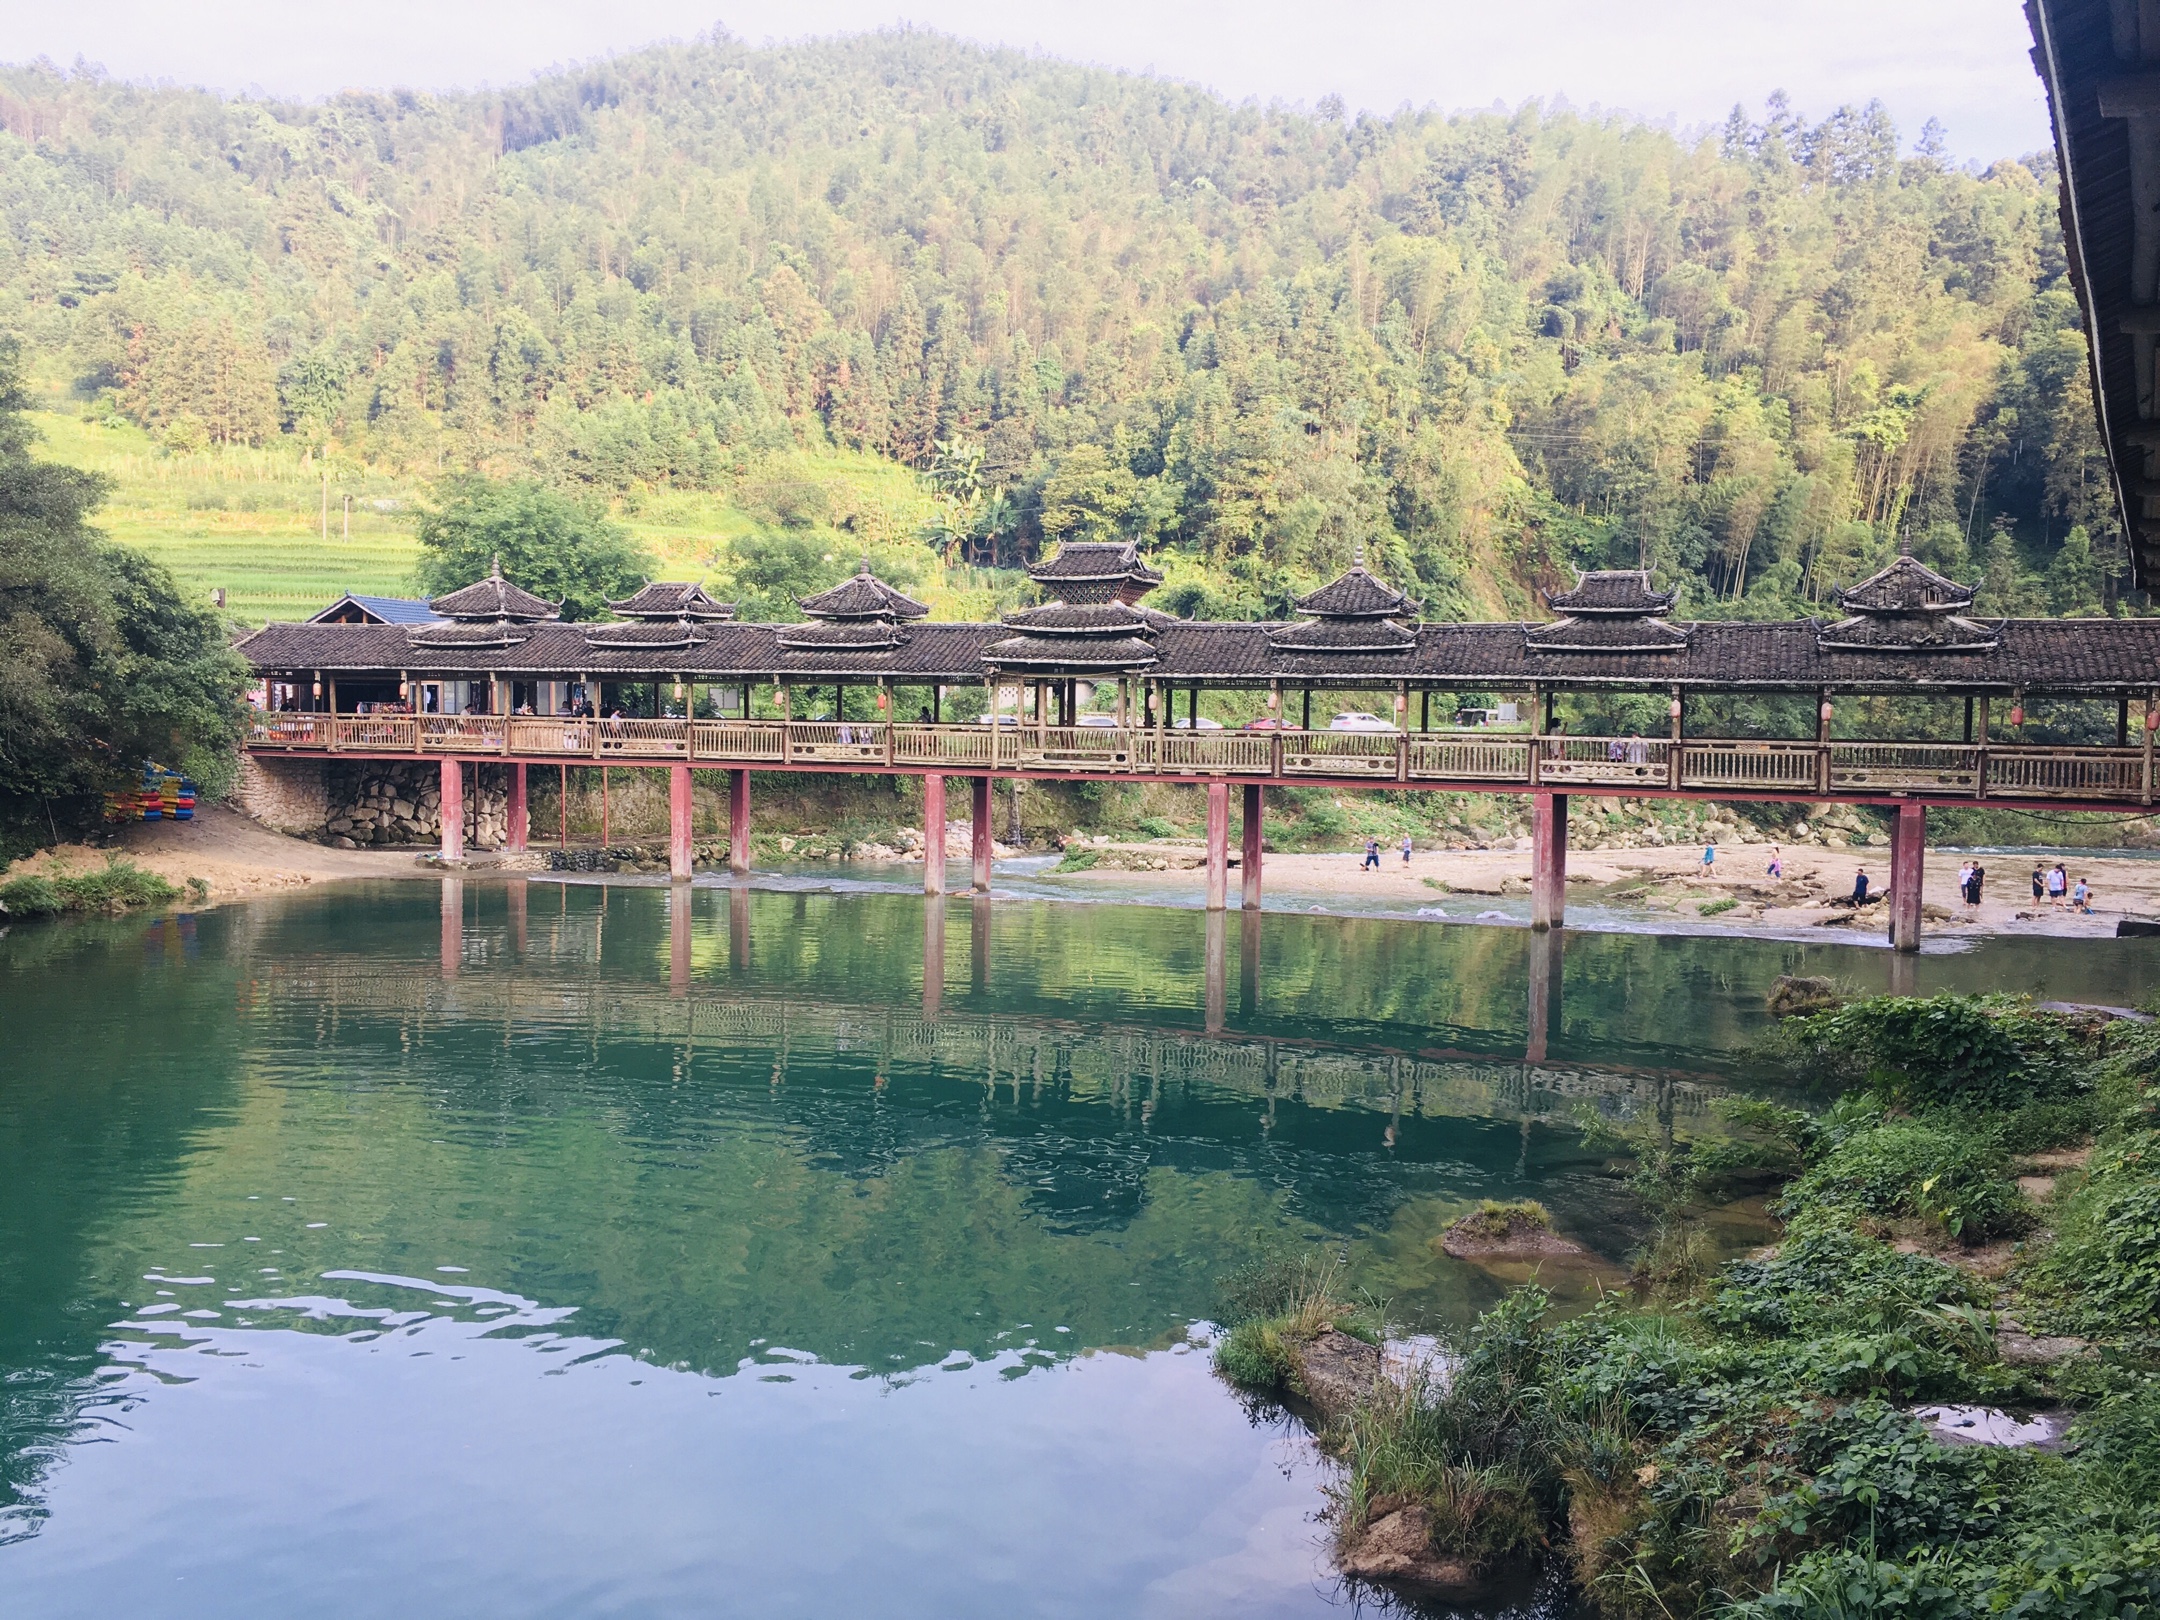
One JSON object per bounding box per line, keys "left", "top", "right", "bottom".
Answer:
{"left": 10, "top": 0, "right": 2050, "bottom": 162}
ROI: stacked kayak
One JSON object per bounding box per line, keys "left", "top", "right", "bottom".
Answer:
{"left": 108, "top": 764, "right": 197, "bottom": 822}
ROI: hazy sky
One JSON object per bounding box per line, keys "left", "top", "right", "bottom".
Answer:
{"left": 10, "top": 0, "right": 2051, "bottom": 163}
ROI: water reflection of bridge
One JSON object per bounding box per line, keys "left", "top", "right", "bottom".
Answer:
{"left": 299, "top": 877, "right": 1727, "bottom": 1127}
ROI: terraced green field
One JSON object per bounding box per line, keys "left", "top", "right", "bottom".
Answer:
{"left": 25, "top": 409, "right": 971, "bottom": 626}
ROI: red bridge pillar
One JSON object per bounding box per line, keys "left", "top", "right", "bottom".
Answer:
{"left": 439, "top": 758, "right": 465, "bottom": 863}
{"left": 1205, "top": 781, "right": 1229, "bottom": 911}
{"left": 507, "top": 763, "right": 528, "bottom": 853}
{"left": 1531, "top": 792, "right": 1567, "bottom": 931}
{"left": 1241, "top": 784, "right": 1263, "bottom": 911}
{"left": 923, "top": 773, "right": 947, "bottom": 896}
{"left": 1890, "top": 801, "right": 1926, "bottom": 953}
{"left": 668, "top": 763, "right": 694, "bottom": 882}
{"left": 971, "top": 775, "right": 994, "bottom": 892}
{"left": 728, "top": 769, "right": 750, "bottom": 874}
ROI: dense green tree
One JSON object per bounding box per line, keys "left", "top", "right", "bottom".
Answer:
{"left": 0, "top": 342, "right": 246, "bottom": 850}
{"left": 412, "top": 475, "right": 653, "bottom": 621}
{"left": 0, "top": 34, "right": 2134, "bottom": 617}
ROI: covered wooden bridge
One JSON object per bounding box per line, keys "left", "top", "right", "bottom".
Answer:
{"left": 239, "top": 543, "right": 2160, "bottom": 951}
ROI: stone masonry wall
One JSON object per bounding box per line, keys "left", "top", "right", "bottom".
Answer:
{"left": 319, "top": 761, "right": 509, "bottom": 850}
{"left": 236, "top": 754, "right": 328, "bottom": 833}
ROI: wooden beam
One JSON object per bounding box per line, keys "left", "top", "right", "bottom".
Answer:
{"left": 2099, "top": 74, "right": 2160, "bottom": 115}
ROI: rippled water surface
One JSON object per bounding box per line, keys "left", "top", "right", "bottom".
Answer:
{"left": 2, "top": 880, "right": 2153, "bottom": 1617}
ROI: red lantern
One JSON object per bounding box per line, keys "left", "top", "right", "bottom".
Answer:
{"left": 2146, "top": 709, "right": 2158, "bottom": 733}
{"left": 1670, "top": 699, "right": 1683, "bottom": 720}
{"left": 2009, "top": 705, "right": 2024, "bottom": 728}
{"left": 1819, "top": 701, "right": 1833, "bottom": 723}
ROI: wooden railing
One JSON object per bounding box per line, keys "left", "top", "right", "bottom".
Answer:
{"left": 1014, "top": 725, "right": 1136, "bottom": 771}
{"left": 1282, "top": 731, "right": 1400, "bottom": 777}
{"left": 1148, "top": 731, "right": 1275, "bottom": 774}
{"left": 1680, "top": 739, "right": 1821, "bottom": 792}
{"left": 1533, "top": 736, "right": 1671, "bottom": 788}
{"left": 892, "top": 725, "right": 995, "bottom": 768}
{"left": 1828, "top": 743, "right": 1982, "bottom": 793}
{"left": 1982, "top": 746, "right": 2147, "bottom": 800}
{"left": 692, "top": 719, "right": 787, "bottom": 761}
{"left": 240, "top": 720, "right": 2156, "bottom": 802}
{"left": 785, "top": 721, "right": 888, "bottom": 764}
{"left": 1408, "top": 736, "right": 1534, "bottom": 781}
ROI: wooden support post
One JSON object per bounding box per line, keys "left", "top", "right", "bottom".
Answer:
{"left": 728, "top": 769, "right": 750, "bottom": 873}
{"left": 1530, "top": 791, "right": 1567, "bottom": 932}
{"left": 2120, "top": 697, "right": 2132, "bottom": 748}
{"left": 434, "top": 757, "right": 467, "bottom": 862}
{"left": 559, "top": 764, "right": 569, "bottom": 849}
{"left": 923, "top": 773, "right": 947, "bottom": 896}
{"left": 1668, "top": 685, "right": 1684, "bottom": 790}
{"left": 508, "top": 763, "right": 528, "bottom": 852}
{"left": 668, "top": 763, "right": 694, "bottom": 882}
{"left": 971, "top": 775, "right": 994, "bottom": 892}
{"left": 2145, "top": 691, "right": 2156, "bottom": 806}
{"left": 1965, "top": 695, "right": 1976, "bottom": 744}
{"left": 1241, "top": 783, "right": 1263, "bottom": 911}
{"left": 1205, "top": 780, "right": 1229, "bottom": 912}
{"left": 1890, "top": 801, "right": 1926, "bottom": 954}
{"left": 600, "top": 765, "right": 610, "bottom": 848}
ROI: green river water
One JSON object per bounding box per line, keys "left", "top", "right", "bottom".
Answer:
{"left": 2, "top": 879, "right": 2155, "bottom": 1617}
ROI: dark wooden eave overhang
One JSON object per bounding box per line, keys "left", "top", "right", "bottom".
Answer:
{"left": 233, "top": 616, "right": 2160, "bottom": 696}
{"left": 2029, "top": 0, "right": 2159, "bottom": 587}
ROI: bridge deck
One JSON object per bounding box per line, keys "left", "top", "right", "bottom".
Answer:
{"left": 245, "top": 714, "right": 2158, "bottom": 809}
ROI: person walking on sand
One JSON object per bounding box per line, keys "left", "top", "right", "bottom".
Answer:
{"left": 2080, "top": 882, "right": 2097, "bottom": 915}
{"left": 2032, "top": 865, "right": 2047, "bottom": 905}
{"left": 1957, "top": 860, "right": 1973, "bottom": 904}
{"left": 1702, "top": 841, "right": 1716, "bottom": 872}
{"left": 1852, "top": 867, "right": 1871, "bottom": 903}
{"left": 1767, "top": 846, "right": 1783, "bottom": 880}
{"left": 1971, "top": 862, "right": 1986, "bottom": 907}
{"left": 1401, "top": 833, "right": 1413, "bottom": 866}
{"left": 1363, "top": 837, "right": 1380, "bottom": 872}
{"left": 2073, "top": 876, "right": 2092, "bottom": 913}
{"left": 2048, "top": 862, "right": 2069, "bottom": 908}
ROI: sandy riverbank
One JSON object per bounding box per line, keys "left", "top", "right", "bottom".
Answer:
{"left": 5, "top": 805, "right": 449, "bottom": 905}
{"left": 1051, "top": 840, "right": 2152, "bottom": 938}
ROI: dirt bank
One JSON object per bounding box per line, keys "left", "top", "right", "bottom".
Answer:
{"left": 6, "top": 806, "right": 446, "bottom": 906}
{"left": 1052, "top": 839, "right": 2154, "bottom": 938}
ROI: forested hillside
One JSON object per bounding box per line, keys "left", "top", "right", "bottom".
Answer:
{"left": 0, "top": 31, "right": 2123, "bottom": 620}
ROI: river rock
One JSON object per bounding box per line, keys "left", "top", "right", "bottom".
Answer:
{"left": 1440, "top": 1210, "right": 1587, "bottom": 1262}
{"left": 1292, "top": 1328, "right": 1382, "bottom": 1417}
{"left": 1336, "top": 1502, "right": 1483, "bottom": 1595}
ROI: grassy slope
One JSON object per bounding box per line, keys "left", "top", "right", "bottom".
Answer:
{"left": 23, "top": 391, "right": 971, "bottom": 627}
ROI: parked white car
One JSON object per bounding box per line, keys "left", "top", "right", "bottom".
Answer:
{"left": 1329, "top": 711, "right": 1401, "bottom": 733}
{"left": 1170, "top": 716, "right": 1225, "bottom": 730}
{"left": 1077, "top": 713, "right": 1122, "bottom": 728}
